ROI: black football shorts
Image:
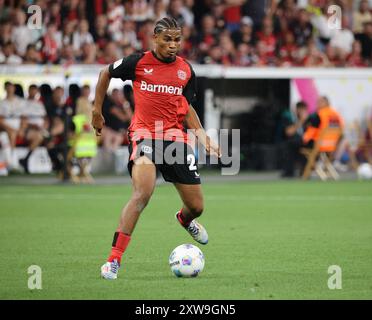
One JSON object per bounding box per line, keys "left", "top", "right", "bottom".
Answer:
{"left": 128, "top": 139, "right": 201, "bottom": 185}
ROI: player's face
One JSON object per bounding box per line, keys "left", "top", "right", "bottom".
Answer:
{"left": 154, "top": 29, "right": 182, "bottom": 61}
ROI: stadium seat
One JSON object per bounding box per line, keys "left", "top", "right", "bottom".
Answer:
{"left": 301, "top": 127, "right": 343, "bottom": 181}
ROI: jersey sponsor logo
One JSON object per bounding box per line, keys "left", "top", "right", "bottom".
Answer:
{"left": 144, "top": 68, "right": 153, "bottom": 75}
{"left": 140, "top": 81, "right": 183, "bottom": 95}
{"left": 177, "top": 70, "right": 186, "bottom": 80}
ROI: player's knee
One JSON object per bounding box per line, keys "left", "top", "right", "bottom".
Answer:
{"left": 132, "top": 191, "right": 152, "bottom": 212}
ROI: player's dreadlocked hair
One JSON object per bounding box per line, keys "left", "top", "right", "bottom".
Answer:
{"left": 154, "top": 17, "right": 181, "bottom": 34}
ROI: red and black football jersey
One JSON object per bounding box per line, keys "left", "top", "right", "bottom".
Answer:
{"left": 108, "top": 51, "right": 197, "bottom": 142}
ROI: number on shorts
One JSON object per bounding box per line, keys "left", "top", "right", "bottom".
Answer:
{"left": 187, "top": 154, "right": 197, "bottom": 171}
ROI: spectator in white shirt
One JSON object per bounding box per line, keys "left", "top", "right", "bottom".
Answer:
{"left": 25, "top": 84, "right": 47, "bottom": 130}
{"left": 0, "top": 81, "right": 25, "bottom": 168}
{"left": 55, "top": 21, "right": 75, "bottom": 50}
{"left": 310, "top": 7, "right": 332, "bottom": 42}
{"left": 330, "top": 15, "right": 355, "bottom": 55}
{"left": 181, "top": 0, "right": 195, "bottom": 27}
{"left": 18, "top": 84, "right": 46, "bottom": 173}
{"left": 113, "top": 19, "right": 140, "bottom": 49}
{"left": 168, "top": 0, "right": 193, "bottom": 27}
{"left": 107, "top": 0, "right": 125, "bottom": 36}
{"left": 72, "top": 19, "right": 94, "bottom": 54}
{"left": 11, "top": 9, "right": 33, "bottom": 56}
{"left": 0, "top": 41, "right": 22, "bottom": 64}
{"left": 147, "top": 0, "right": 167, "bottom": 22}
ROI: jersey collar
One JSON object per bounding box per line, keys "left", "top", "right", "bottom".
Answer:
{"left": 151, "top": 50, "right": 176, "bottom": 64}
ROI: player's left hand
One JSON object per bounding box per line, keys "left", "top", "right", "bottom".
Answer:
{"left": 91, "top": 110, "right": 105, "bottom": 136}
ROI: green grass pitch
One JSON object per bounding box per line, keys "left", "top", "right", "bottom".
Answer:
{"left": 0, "top": 180, "right": 371, "bottom": 300}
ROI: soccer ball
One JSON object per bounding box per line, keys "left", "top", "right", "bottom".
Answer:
{"left": 169, "top": 244, "right": 205, "bottom": 278}
{"left": 357, "top": 163, "right": 372, "bottom": 180}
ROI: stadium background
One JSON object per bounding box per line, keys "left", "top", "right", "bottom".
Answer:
{"left": 0, "top": 0, "right": 372, "bottom": 300}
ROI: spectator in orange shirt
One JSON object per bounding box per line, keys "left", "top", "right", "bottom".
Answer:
{"left": 303, "top": 96, "right": 344, "bottom": 148}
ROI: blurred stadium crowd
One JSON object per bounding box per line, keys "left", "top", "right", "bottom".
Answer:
{"left": 0, "top": 80, "right": 133, "bottom": 176}
{"left": 1, "top": 0, "right": 372, "bottom": 179}
{"left": 0, "top": 0, "right": 371, "bottom": 67}
{"left": 1, "top": 79, "right": 371, "bottom": 179}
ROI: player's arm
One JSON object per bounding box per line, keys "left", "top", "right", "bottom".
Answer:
{"left": 183, "top": 64, "right": 220, "bottom": 157}
{"left": 185, "top": 105, "right": 221, "bottom": 158}
{"left": 92, "top": 54, "right": 142, "bottom": 136}
{"left": 92, "top": 66, "right": 111, "bottom": 136}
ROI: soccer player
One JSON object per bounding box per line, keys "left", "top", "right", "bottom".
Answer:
{"left": 92, "top": 17, "right": 220, "bottom": 280}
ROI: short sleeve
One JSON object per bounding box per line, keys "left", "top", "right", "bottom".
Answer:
{"left": 182, "top": 63, "right": 197, "bottom": 105}
{"left": 108, "top": 53, "right": 144, "bottom": 81}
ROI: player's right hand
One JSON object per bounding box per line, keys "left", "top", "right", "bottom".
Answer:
{"left": 205, "top": 136, "right": 221, "bottom": 158}
{"left": 91, "top": 110, "right": 105, "bottom": 136}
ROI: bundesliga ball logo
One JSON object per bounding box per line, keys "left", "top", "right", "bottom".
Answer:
{"left": 169, "top": 244, "right": 205, "bottom": 278}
